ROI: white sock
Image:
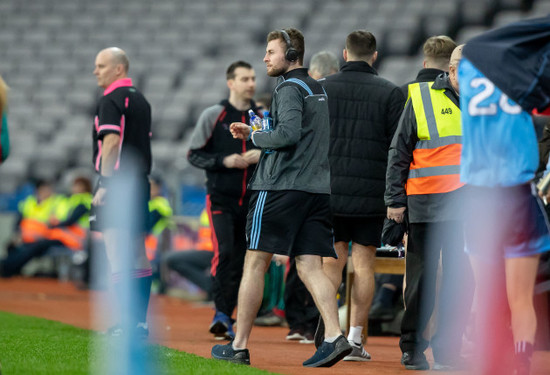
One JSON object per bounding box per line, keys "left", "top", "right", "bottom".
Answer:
{"left": 347, "top": 326, "right": 363, "bottom": 345}
{"left": 232, "top": 342, "right": 244, "bottom": 351}
{"left": 324, "top": 335, "right": 340, "bottom": 343}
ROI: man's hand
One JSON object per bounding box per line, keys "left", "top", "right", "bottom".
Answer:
{"left": 230, "top": 122, "right": 251, "bottom": 140}
{"left": 242, "top": 149, "right": 261, "bottom": 164}
{"left": 387, "top": 206, "right": 406, "bottom": 223}
{"left": 92, "top": 187, "right": 107, "bottom": 206}
{"left": 539, "top": 188, "right": 550, "bottom": 205}
{"left": 223, "top": 153, "right": 249, "bottom": 169}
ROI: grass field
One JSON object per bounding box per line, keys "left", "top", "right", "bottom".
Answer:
{"left": 0, "top": 311, "right": 276, "bottom": 375}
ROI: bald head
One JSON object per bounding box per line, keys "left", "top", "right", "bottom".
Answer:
{"left": 449, "top": 44, "right": 464, "bottom": 69}
{"left": 100, "top": 47, "right": 129, "bottom": 73}
{"left": 94, "top": 47, "right": 129, "bottom": 89}
{"left": 448, "top": 44, "right": 465, "bottom": 93}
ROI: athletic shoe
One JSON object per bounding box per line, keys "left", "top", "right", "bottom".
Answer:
{"left": 254, "top": 311, "right": 286, "bottom": 327}
{"left": 209, "top": 310, "right": 233, "bottom": 340}
{"left": 225, "top": 323, "right": 235, "bottom": 341}
{"left": 343, "top": 341, "right": 371, "bottom": 361}
{"left": 104, "top": 322, "right": 149, "bottom": 339}
{"left": 303, "top": 335, "right": 352, "bottom": 367}
{"left": 286, "top": 328, "right": 306, "bottom": 341}
{"left": 299, "top": 331, "right": 315, "bottom": 344}
{"left": 211, "top": 342, "right": 250, "bottom": 365}
{"left": 313, "top": 316, "right": 325, "bottom": 348}
{"left": 401, "top": 351, "right": 429, "bottom": 370}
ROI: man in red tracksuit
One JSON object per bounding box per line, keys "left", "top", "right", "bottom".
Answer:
{"left": 187, "top": 61, "right": 261, "bottom": 340}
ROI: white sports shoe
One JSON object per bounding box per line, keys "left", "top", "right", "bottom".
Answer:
{"left": 343, "top": 341, "right": 372, "bottom": 361}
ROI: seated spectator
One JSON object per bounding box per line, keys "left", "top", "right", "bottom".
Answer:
{"left": 163, "top": 209, "right": 214, "bottom": 300}
{"left": 0, "top": 177, "right": 92, "bottom": 277}
{"left": 145, "top": 176, "right": 175, "bottom": 262}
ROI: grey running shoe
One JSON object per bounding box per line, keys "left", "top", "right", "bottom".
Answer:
{"left": 343, "top": 341, "right": 371, "bottom": 361}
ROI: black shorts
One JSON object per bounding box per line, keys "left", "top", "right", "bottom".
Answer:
{"left": 90, "top": 175, "right": 150, "bottom": 233}
{"left": 332, "top": 216, "right": 384, "bottom": 247}
{"left": 246, "top": 190, "right": 336, "bottom": 258}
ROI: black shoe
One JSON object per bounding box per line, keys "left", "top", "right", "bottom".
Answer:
{"left": 401, "top": 351, "right": 429, "bottom": 370}
{"left": 313, "top": 316, "right": 324, "bottom": 349}
{"left": 211, "top": 342, "right": 250, "bottom": 365}
{"left": 303, "top": 335, "right": 352, "bottom": 367}
{"left": 209, "top": 310, "right": 234, "bottom": 340}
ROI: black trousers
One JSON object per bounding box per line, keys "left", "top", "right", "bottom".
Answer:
{"left": 400, "top": 221, "right": 474, "bottom": 362}
{"left": 165, "top": 250, "right": 213, "bottom": 295}
{"left": 208, "top": 194, "right": 248, "bottom": 317}
{"left": 1, "top": 240, "right": 63, "bottom": 277}
{"left": 284, "top": 257, "right": 319, "bottom": 332}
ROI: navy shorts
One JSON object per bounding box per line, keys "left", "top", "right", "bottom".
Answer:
{"left": 90, "top": 175, "right": 150, "bottom": 233}
{"left": 333, "top": 216, "right": 384, "bottom": 248}
{"left": 464, "top": 183, "right": 550, "bottom": 259}
{"left": 246, "top": 190, "right": 336, "bottom": 258}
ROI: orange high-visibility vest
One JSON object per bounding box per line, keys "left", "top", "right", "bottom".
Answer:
{"left": 20, "top": 219, "right": 86, "bottom": 250}
{"left": 20, "top": 219, "right": 51, "bottom": 243}
{"left": 406, "top": 82, "right": 464, "bottom": 195}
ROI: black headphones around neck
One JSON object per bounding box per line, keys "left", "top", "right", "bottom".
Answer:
{"left": 280, "top": 29, "right": 299, "bottom": 62}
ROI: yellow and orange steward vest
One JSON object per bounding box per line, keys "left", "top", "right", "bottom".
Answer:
{"left": 406, "top": 82, "right": 464, "bottom": 195}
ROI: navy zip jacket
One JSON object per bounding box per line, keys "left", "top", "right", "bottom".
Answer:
{"left": 463, "top": 15, "right": 550, "bottom": 112}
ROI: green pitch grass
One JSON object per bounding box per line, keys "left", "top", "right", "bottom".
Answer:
{"left": 0, "top": 311, "right": 277, "bottom": 375}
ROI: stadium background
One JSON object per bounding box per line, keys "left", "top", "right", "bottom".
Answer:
{"left": 0, "top": 0, "right": 547, "bottom": 228}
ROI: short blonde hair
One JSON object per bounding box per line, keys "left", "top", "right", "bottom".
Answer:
{"left": 423, "top": 35, "right": 457, "bottom": 70}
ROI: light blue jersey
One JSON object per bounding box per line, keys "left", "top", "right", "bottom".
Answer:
{"left": 458, "top": 58, "right": 538, "bottom": 187}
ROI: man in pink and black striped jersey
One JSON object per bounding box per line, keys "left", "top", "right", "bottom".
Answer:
{"left": 90, "top": 47, "right": 153, "bottom": 338}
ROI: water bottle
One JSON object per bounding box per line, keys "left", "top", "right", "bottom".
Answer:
{"left": 261, "top": 110, "right": 272, "bottom": 131}
{"left": 248, "top": 109, "right": 262, "bottom": 131}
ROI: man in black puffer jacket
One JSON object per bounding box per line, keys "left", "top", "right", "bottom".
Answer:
{"left": 320, "top": 30, "right": 405, "bottom": 361}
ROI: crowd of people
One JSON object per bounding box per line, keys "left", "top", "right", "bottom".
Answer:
{"left": 1, "top": 15, "right": 549, "bottom": 375}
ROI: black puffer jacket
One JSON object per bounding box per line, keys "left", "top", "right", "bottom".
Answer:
{"left": 322, "top": 61, "right": 405, "bottom": 217}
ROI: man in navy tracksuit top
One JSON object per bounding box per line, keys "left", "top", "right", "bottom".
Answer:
{"left": 187, "top": 61, "right": 261, "bottom": 340}
{"left": 211, "top": 28, "right": 352, "bottom": 368}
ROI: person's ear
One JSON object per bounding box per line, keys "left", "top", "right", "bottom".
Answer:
{"left": 371, "top": 51, "right": 378, "bottom": 64}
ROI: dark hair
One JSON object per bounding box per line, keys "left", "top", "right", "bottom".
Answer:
{"left": 267, "top": 28, "right": 305, "bottom": 65}
{"left": 226, "top": 61, "right": 253, "bottom": 80}
{"left": 73, "top": 176, "right": 92, "bottom": 193}
{"left": 345, "top": 30, "right": 376, "bottom": 60}
{"left": 35, "top": 179, "right": 52, "bottom": 190}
